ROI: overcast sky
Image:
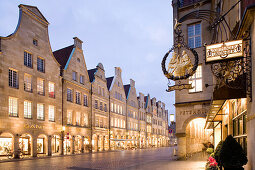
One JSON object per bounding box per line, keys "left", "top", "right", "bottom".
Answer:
{"left": 0, "top": 0, "right": 175, "bottom": 119}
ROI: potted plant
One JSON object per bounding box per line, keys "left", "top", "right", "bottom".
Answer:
{"left": 214, "top": 141, "right": 223, "bottom": 169}
{"left": 206, "top": 148, "right": 214, "bottom": 155}
{"left": 219, "top": 135, "right": 247, "bottom": 170}
{"left": 206, "top": 156, "right": 218, "bottom": 170}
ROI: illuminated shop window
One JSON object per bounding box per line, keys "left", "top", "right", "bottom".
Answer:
{"left": 37, "top": 78, "right": 44, "bottom": 95}
{"left": 24, "top": 51, "right": 32, "bottom": 68}
{"left": 189, "top": 65, "right": 202, "bottom": 93}
{"left": 67, "top": 110, "right": 72, "bottom": 125}
{"left": 9, "top": 97, "right": 18, "bottom": 117}
{"left": 37, "top": 103, "right": 44, "bottom": 120}
{"left": 48, "top": 82, "right": 55, "bottom": 98}
{"left": 49, "top": 105, "right": 55, "bottom": 121}
{"left": 24, "top": 100, "right": 32, "bottom": 119}
{"left": 9, "top": 68, "right": 19, "bottom": 88}
{"left": 188, "top": 23, "right": 201, "bottom": 48}
{"left": 24, "top": 74, "right": 32, "bottom": 92}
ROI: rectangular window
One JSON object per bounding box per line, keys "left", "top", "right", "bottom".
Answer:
{"left": 114, "top": 104, "right": 117, "bottom": 113}
{"left": 80, "top": 75, "right": 84, "bottom": 84}
{"left": 37, "top": 78, "right": 44, "bottom": 95}
{"left": 67, "top": 88, "right": 73, "bottom": 102}
{"left": 24, "top": 51, "right": 33, "bottom": 68}
{"left": 49, "top": 82, "right": 55, "bottom": 98}
{"left": 83, "top": 114, "right": 88, "bottom": 127}
{"left": 95, "top": 117, "right": 99, "bottom": 127}
{"left": 24, "top": 74, "right": 32, "bottom": 92}
{"left": 100, "top": 102, "right": 103, "bottom": 111}
{"left": 24, "top": 101, "right": 32, "bottom": 119}
{"left": 111, "top": 117, "right": 114, "bottom": 127}
{"left": 9, "top": 69, "right": 19, "bottom": 88}
{"left": 111, "top": 103, "right": 113, "bottom": 112}
{"left": 37, "top": 103, "right": 44, "bottom": 120}
{"left": 189, "top": 65, "right": 202, "bottom": 93}
{"left": 9, "top": 97, "right": 18, "bottom": 117}
{"left": 76, "top": 112, "right": 81, "bottom": 126}
{"left": 98, "top": 86, "right": 101, "bottom": 95}
{"left": 102, "top": 88, "right": 105, "bottom": 97}
{"left": 76, "top": 91, "right": 81, "bottom": 104}
{"left": 33, "top": 39, "right": 38, "bottom": 46}
{"left": 67, "top": 110, "right": 72, "bottom": 125}
{"left": 188, "top": 23, "right": 201, "bottom": 48}
{"left": 37, "top": 57, "right": 45, "bottom": 73}
{"left": 72, "top": 71, "right": 77, "bottom": 81}
{"left": 99, "top": 118, "right": 103, "bottom": 128}
{"left": 95, "top": 100, "right": 98, "bottom": 109}
{"left": 104, "top": 104, "right": 107, "bottom": 112}
{"left": 48, "top": 105, "right": 55, "bottom": 121}
{"left": 83, "top": 94, "right": 88, "bottom": 106}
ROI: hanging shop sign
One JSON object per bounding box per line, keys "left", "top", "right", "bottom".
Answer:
{"left": 206, "top": 40, "right": 243, "bottom": 63}
{"left": 162, "top": 19, "right": 198, "bottom": 92}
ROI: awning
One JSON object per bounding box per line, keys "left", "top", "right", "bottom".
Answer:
{"left": 205, "top": 99, "right": 225, "bottom": 129}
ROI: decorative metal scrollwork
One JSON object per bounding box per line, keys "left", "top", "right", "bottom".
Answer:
{"left": 162, "top": 19, "right": 199, "bottom": 82}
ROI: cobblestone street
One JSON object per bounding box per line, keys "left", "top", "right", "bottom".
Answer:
{"left": 0, "top": 147, "right": 206, "bottom": 170}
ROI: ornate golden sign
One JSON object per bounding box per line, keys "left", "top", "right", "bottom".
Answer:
{"left": 206, "top": 40, "right": 243, "bottom": 62}
{"left": 24, "top": 123, "right": 44, "bottom": 129}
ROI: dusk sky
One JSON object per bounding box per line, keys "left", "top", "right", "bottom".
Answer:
{"left": 0, "top": 0, "right": 175, "bottom": 118}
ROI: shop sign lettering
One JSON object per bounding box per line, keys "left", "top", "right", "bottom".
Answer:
{"left": 178, "top": 109, "right": 208, "bottom": 116}
{"left": 24, "top": 123, "right": 44, "bottom": 129}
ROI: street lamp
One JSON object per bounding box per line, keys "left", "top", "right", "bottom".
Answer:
{"left": 170, "top": 114, "right": 175, "bottom": 123}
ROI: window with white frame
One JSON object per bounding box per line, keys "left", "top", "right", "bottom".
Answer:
{"left": 188, "top": 23, "right": 201, "bottom": 48}
{"left": 24, "top": 74, "right": 32, "bottom": 92}
{"left": 76, "top": 112, "right": 81, "bottom": 125}
{"left": 111, "top": 103, "right": 113, "bottom": 112}
{"left": 37, "top": 57, "right": 45, "bottom": 72}
{"left": 76, "top": 91, "right": 81, "bottom": 104}
{"left": 111, "top": 117, "right": 114, "bottom": 127}
{"left": 37, "top": 78, "right": 44, "bottom": 95}
{"left": 83, "top": 94, "right": 88, "bottom": 106}
{"left": 48, "top": 105, "right": 55, "bottom": 121}
{"left": 189, "top": 65, "right": 202, "bottom": 92}
{"left": 67, "top": 88, "right": 73, "bottom": 102}
{"left": 37, "top": 103, "right": 44, "bottom": 120}
{"left": 9, "top": 69, "right": 19, "bottom": 88}
{"left": 67, "top": 110, "right": 72, "bottom": 125}
{"left": 114, "top": 104, "right": 117, "bottom": 113}
{"left": 9, "top": 97, "right": 18, "bottom": 117}
{"left": 24, "top": 51, "right": 32, "bottom": 68}
{"left": 49, "top": 82, "right": 55, "bottom": 98}
{"left": 24, "top": 101, "right": 32, "bottom": 119}
{"left": 72, "top": 71, "right": 77, "bottom": 81}
{"left": 95, "top": 117, "right": 99, "bottom": 127}
{"left": 80, "top": 75, "right": 84, "bottom": 84}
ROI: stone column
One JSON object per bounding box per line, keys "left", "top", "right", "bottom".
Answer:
{"left": 32, "top": 137, "right": 37, "bottom": 157}
{"left": 81, "top": 136, "right": 84, "bottom": 153}
{"left": 176, "top": 133, "right": 186, "bottom": 159}
{"left": 71, "top": 136, "right": 75, "bottom": 154}
{"left": 103, "top": 136, "right": 105, "bottom": 151}
{"left": 47, "top": 135, "right": 52, "bottom": 156}
{"left": 60, "top": 134, "right": 64, "bottom": 155}
{"left": 13, "top": 134, "right": 20, "bottom": 159}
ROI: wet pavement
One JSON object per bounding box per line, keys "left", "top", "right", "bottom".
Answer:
{"left": 0, "top": 147, "right": 207, "bottom": 170}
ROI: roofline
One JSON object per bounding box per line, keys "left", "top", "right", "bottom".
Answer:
{"left": 64, "top": 47, "right": 76, "bottom": 70}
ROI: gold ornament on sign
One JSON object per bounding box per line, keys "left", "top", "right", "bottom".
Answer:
{"left": 167, "top": 50, "right": 194, "bottom": 77}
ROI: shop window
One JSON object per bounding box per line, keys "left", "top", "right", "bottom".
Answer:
{"left": 9, "top": 68, "right": 19, "bottom": 89}
{"left": 188, "top": 23, "right": 201, "bottom": 48}
{"left": 76, "top": 91, "right": 81, "bottom": 104}
{"left": 24, "top": 100, "right": 32, "bottom": 119}
{"left": 24, "top": 74, "right": 32, "bottom": 92}
{"left": 189, "top": 64, "right": 202, "bottom": 93}
{"left": 37, "top": 103, "right": 44, "bottom": 120}
{"left": 9, "top": 97, "right": 18, "bottom": 117}
{"left": 37, "top": 57, "right": 45, "bottom": 73}
{"left": 48, "top": 105, "right": 55, "bottom": 121}
{"left": 67, "top": 88, "right": 73, "bottom": 102}
{"left": 37, "top": 78, "right": 45, "bottom": 95}
{"left": 67, "top": 110, "right": 72, "bottom": 125}
{"left": 52, "top": 135, "right": 60, "bottom": 154}
{"left": 24, "top": 51, "right": 33, "bottom": 68}
{"left": 49, "top": 82, "right": 55, "bottom": 98}
{"left": 0, "top": 134, "right": 13, "bottom": 156}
